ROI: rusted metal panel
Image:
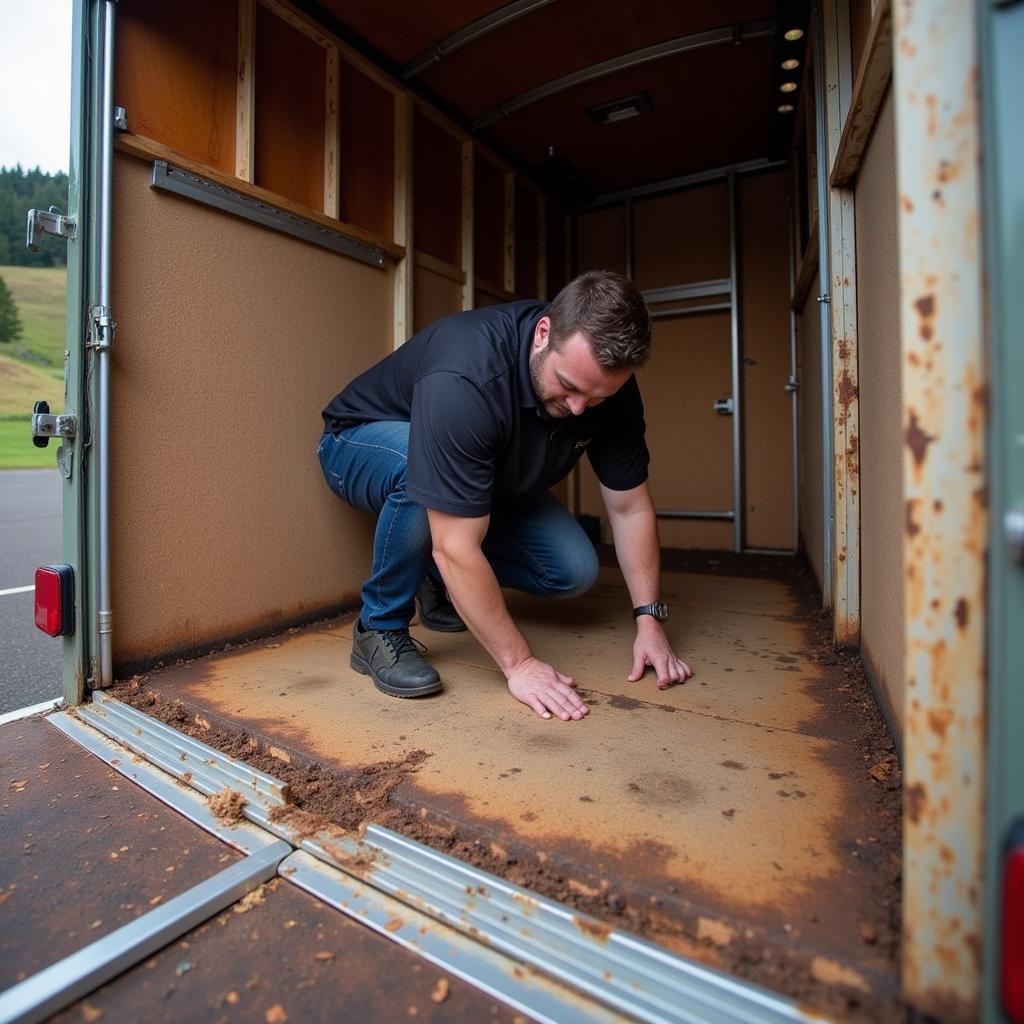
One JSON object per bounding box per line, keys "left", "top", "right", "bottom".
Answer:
{"left": 893, "top": 0, "right": 987, "bottom": 1018}
{"left": 822, "top": 0, "right": 862, "bottom": 644}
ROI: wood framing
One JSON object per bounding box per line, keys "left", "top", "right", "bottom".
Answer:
{"left": 474, "top": 277, "right": 518, "bottom": 303}
{"left": 461, "top": 141, "right": 475, "bottom": 310}
{"left": 324, "top": 46, "right": 340, "bottom": 217}
{"left": 830, "top": 0, "right": 893, "bottom": 187}
{"left": 236, "top": 0, "right": 255, "bottom": 182}
{"left": 822, "top": 0, "right": 861, "bottom": 643}
{"left": 504, "top": 173, "right": 516, "bottom": 294}
{"left": 413, "top": 250, "right": 466, "bottom": 285}
{"left": 537, "top": 195, "right": 547, "bottom": 299}
{"left": 394, "top": 92, "right": 413, "bottom": 347}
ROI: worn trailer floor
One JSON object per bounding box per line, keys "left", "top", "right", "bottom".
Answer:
{"left": 115, "top": 556, "right": 905, "bottom": 1021}
{"left": 0, "top": 716, "right": 530, "bottom": 1022}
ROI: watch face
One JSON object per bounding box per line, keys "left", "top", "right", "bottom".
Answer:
{"left": 653, "top": 602, "right": 668, "bottom": 621}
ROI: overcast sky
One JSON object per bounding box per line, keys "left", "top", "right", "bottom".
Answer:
{"left": 0, "top": 0, "right": 73, "bottom": 173}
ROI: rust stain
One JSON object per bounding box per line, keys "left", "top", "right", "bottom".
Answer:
{"left": 953, "top": 598, "right": 969, "bottom": 630}
{"left": 928, "top": 708, "right": 954, "bottom": 739}
{"left": 902, "top": 194, "right": 915, "bottom": 213}
{"left": 573, "top": 915, "right": 611, "bottom": 943}
{"left": 838, "top": 370, "right": 858, "bottom": 412}
{"left": 905, "top": 411, "right": 935, "bottom": 467}
{"left": 906, "top": 500, "right": 921, "bottom": 538}
{"left": 905, "top": 782, "right": 927, "bottom": 825}
{"left": 914, "top": 293, "right": 936, "bottom": 341}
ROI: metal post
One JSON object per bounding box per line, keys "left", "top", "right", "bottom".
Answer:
{"left": 812, "top": 7, "right": 835, "bottom": 607}
{"left": 727, "top": 174, "right": 743, "bottom": 552}
{"left": 94, "top": 0, "right": 116, "bottom": 687}
{"left": 894, "top": 0, "right": 987, "bottom": 1017}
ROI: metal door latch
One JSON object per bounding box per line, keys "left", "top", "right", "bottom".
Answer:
{"left": 31, "top": 401, "right": 76, "bottom": 448}
{"left": 714, "top": 398, "right": 735, "bottom": 415}
{"left": 1006, "top": 506, "right": 1024, "bottom": 565}
{"left": 26, "top": 206, "right": 77, "bottom": 253}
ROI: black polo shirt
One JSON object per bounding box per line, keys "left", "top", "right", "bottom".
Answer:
{"left": 321, "top": 300, "right": 649, "bottom": 517}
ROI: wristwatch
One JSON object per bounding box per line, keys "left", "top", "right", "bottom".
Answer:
{"left": 633, "top": 602, "right": 668, "bottom": 622}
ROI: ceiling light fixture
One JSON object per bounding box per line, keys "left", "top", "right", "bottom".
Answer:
{"left": 778, "top": 103, "right": 795, "bottom": 113}
{"left": 784, "top": 28, "right": 804, "bottom": 41}
{"left": 587, "top": 92, "right": 653, "bottom": 126}
{"left": 782, "top": 58, "right": 800, "bottom": 70}
{"left": 780, "top": 82, "right": 798, "bottom": 93}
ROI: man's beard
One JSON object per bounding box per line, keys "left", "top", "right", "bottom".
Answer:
{"left": 529, "top": 346, "right": 569, "bottom": 420}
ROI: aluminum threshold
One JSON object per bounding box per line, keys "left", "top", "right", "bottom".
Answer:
{"left": 55, "top": 694, "right": 825, "bottom": 1024}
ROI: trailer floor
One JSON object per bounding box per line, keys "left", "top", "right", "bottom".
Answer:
{"left": 115, "top": 555, "right": 905, "bottom": 1022}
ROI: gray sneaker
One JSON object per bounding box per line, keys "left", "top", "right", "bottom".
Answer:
{"left": 350, "top": 620, "right": 442, "bottom": 697}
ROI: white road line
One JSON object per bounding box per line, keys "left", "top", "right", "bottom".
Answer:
{"left": 0, "top": 585, "right": 35, "bottom": 597}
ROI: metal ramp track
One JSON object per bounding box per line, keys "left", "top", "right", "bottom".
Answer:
{"left": 29, "top": 693, "right": 825, "bottom": 1024}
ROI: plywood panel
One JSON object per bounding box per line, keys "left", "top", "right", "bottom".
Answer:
{"left": 577, "top": 206, "right": 627, "bottom": 276}
{"left": 474, "top": 155, "right": 505, "bottom": 286}
{"left": 413, "top": 265, "right": 463, "bottom": 334}
{"left": 413, "top": 111, "right": 462, "bottom": 265}
{"left": 740, "top": 171, "right": 795, "bottom": 549}
{"left": 109, "top": 153, "right": 392, "bottom": 663}
{"left": 116, "top": 0, "right": 238, "bottom": 174}
{"left": 633, "top": 183, "right": 730, "bottom": 289}
{"left": 797, "top": 275, "right": 824, "bottom": 592}
{"left": 254, "top": 3, "right": 326, "bottom": 210}
{"left": 514, "top": 180, "right": 539, "bottom": 297}
{"left": 854, "top": 91, "right": 903, "bottom": 734}
{"left": 339, "top": 60, "right": 394, "bottom": 239}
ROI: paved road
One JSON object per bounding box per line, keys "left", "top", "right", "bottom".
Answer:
{"left": 1, "top": 469, "right": 63, "bottom": 715}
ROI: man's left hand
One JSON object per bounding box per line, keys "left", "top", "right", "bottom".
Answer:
{"left": 628, "top": 619, "right": 693, "bottom": 690}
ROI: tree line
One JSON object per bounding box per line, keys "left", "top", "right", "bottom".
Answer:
{"left": 0, "top": 165, "right": 69, "bottom": 268}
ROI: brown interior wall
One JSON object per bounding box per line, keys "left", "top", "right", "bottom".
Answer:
{"left": 514, "top": 182, "right": 539, "bottom": 296}
{"left": 254, "top": 4, "right": 326, "bottom": 211}
{"left": 632, "top": 184, "right": 729, "bottom": 288}
{"left": 339, "top": 62, "right": 394, "bottom": 240}
{"left": 849, "top": 0, "right": 874, "bottom": 81}
{"left": 109, "top": 154, "right": 394, "bottom": 666}
{"left": 413, "top": 266, "right": 463, "bottom": 334}
{"left": 115, "top": 0, "right": 238, "bottom": 175}
{"left": 576, "top": 206, "right": 627, "bottom": 276}
{"left": 740, "top": 171, "right": 796, "bottom": 549}
{"left": 797, "top": 273, "right": 825, "bottom": 591}
{"left": 413, "top": 112, "right": 462, "bottom": 265}
{"left": 474, "top": 157, "right": 505, "bottom": 287}
{"left": 854, "top": 90, "right": 904, "bottom": 734}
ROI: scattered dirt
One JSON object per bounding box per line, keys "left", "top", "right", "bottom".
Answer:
{"left": 110, "top": 549, "right": 907, "bottom": 1023}
{"left": 208, "top": 788, "right": 247, "bottom": 823}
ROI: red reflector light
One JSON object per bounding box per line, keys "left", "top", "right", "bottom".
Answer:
{"left": 34, "top": 564, "right": 74, "bottom": 637}
{"left": 1005, "top": 843, "right": 1024, "bottom": 1021}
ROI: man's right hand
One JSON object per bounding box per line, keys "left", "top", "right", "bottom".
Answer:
{"left": 507, "top": 657, "right": 589, "bottom": 721}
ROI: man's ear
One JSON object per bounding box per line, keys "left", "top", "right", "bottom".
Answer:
{"left": 532, "top": 316, "right": 551, "bottom": 353}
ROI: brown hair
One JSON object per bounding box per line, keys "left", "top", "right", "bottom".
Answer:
{"left": 547, "top": 270, "right": 652, "bottom": 370}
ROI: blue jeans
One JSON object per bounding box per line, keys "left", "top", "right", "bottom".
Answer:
{"left": 317, "top": 421, "right": 599, "bottom": 630}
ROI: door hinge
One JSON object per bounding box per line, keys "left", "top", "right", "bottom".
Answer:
{"left": 26, "top": 206, "right": 77, "bottom": 253}
{"left": 88, "top": 305, "right": 116, "bottom": 351}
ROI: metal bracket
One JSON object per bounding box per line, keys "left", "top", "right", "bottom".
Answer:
{"left": 26, "top": 206, "right": 77, "bottom": 253}
{"left": 784, "top": 374, "right": 799, "bottom": 393}
{"left": 88, "top": 304, "right": 116, "bottom": 351}
{"left": 114, "top": 105, "right": 128, "bottom": 131}
{"left": 714, "top": 397, "right": 735, "bottom": 415}
{"left": 31, "top": 412, "right": 77, "bottom": 442}
{"left": 817, "top": 292, "right": 830, "bottom": 304}
{"left": 56, "top": 443, "right": 73, "bottom": 480}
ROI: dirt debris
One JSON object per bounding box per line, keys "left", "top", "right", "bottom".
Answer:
{"left": 208, "top": 788, "right": 247, "bottom": 823}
